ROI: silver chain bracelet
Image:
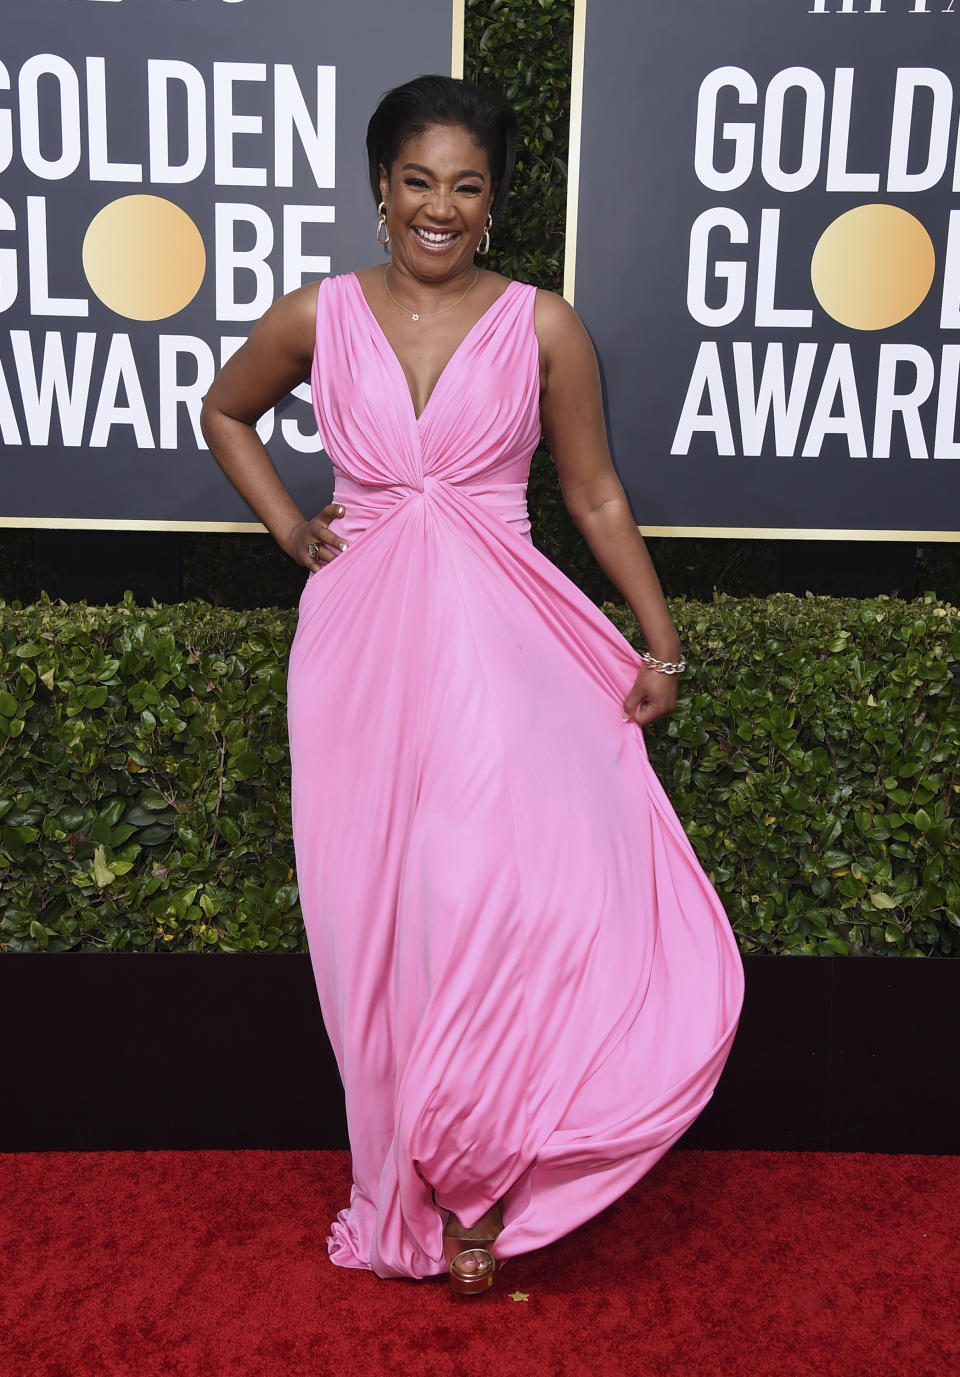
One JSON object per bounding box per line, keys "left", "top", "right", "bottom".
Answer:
{"left": 641, "top": 653, "right": 687, "bottom": 676}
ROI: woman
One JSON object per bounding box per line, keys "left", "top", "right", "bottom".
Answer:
{"left": 201, "top": 75, "right": 743, "bottom": 1295}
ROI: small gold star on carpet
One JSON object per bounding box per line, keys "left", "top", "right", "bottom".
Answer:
{"left": 508, "top": 1290, "right": 530, "bottom": 1302}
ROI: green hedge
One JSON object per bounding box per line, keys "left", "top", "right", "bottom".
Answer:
{"left": 2, "top": 595, "right": 958, "bottom": 956}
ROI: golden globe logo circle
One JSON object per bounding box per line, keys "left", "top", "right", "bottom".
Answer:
{"left": 81, "top": 195, "right": 206, "bottom": 321}
{"left": 811, "top": 204, "right": 936, "bottom": 332}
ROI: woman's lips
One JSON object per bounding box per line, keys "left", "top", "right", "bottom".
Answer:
{"left": 411, "top": 226, "right": 460, "bottom": 251}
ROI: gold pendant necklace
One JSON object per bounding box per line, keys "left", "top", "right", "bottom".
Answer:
{"left": 383, "top": 264, "right": 480, "bottom": 323}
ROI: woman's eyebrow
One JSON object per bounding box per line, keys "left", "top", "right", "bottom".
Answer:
{"left": 400, "top": 162, "right": 487, "bottom": 180}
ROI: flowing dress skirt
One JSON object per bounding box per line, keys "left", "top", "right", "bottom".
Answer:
{"left": 287, "top": 274, "right": 744, "bottom": 1278}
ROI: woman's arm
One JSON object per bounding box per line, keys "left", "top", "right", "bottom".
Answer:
{"left": 535, "top": 289, "right": 682, "bottom": 725}
{"left": 200, "top": 282, "right": 347, "bottom": 569}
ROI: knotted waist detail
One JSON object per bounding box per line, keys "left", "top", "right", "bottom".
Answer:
{"left": 330, "top": 470, "right": 531, "bottom": 544}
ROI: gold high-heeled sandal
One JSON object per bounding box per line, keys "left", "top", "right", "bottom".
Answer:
{"left": 442, "top": 1232, "right": 498, "bottom": 1296}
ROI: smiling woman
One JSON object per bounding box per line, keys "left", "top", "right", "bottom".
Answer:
{"left": 200, "top": 74, "right": 743, "bottom": 1299}
{"left": 367, "top": 123, "right": 502, "bottom": 411}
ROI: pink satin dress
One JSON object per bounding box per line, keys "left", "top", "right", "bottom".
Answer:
{"left": 287, "top": 273, "right": 744, "bottom": 1279}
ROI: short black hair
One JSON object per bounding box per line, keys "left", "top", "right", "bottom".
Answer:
{"left": 366, "top": 75, "right": 518, "bottom": 223}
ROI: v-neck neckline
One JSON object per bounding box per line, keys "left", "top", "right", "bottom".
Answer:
{"left": 350, "top": 272, "right": 518, "bottom": 423}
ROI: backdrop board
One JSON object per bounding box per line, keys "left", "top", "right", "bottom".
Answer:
{"left": 567, "top": 0, "right": 960, "bottom": 539}
{"left": 0, "top": 0, "right": 463, "bottom": 531}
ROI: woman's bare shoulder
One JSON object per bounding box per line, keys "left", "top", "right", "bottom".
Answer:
{"left": 354, "top": 265, "right": 384, "bottom": 291}
{"left": 533, "top": 288, "right": 594, "bottom": 371}
{"left": 252, "top": 279, "right": 326, "bottom": 363}
{"left": 533, "top": 287, "right": 583, "bottom": 336}
{"left": 273, "top": 279, "right": 323, "bottom": 328}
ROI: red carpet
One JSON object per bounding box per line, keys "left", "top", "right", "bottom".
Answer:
{"left": 2, "top": 1150, "right": 957, "bottom": 1377}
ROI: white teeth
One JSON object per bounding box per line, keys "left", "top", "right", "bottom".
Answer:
{"left": 414, "top": 228, "right": 456, "bottom": 244}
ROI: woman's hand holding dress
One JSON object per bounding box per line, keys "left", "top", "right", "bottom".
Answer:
{"left": 535, "top": 289, "right": 684, "bottom": 728}
{"left": 623, "top": 664, "right": 679, "bottom": 725}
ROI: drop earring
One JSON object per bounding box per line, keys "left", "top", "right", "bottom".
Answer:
{"left": 477, "top": 212, "right": 493, "bottom": 256}
{"left": 377, "top": 201, "right": 390, "bottom": 244}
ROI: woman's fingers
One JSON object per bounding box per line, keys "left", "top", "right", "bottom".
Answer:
{"left": 623, "top": 666, "right": 679, "bottom": 726}
{"left": 302, "top": 505, "right": 348, "bottom": 568}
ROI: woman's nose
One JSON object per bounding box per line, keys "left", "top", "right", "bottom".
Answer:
{"left": 426, "top": 188, "right": 456, "bottom": 218}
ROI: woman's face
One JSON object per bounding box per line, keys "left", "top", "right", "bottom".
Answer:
{"left": 379, "top": 123, "right": 494, "bottom": 281}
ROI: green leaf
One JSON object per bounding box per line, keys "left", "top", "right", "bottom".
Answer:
{"left": 79, "top": 685, "right": 109, "bottom": 709}
{"left": 215, "top": 816, "right": 243, "bottom": 846}
{"left": 231, "top": 751, "right": 262, "bottom": 779}
{"left": 92, "top": 845, "right": 115, "bottom": 888}
{"left": 137, "top": 824, "right": 173, "bottom": 846}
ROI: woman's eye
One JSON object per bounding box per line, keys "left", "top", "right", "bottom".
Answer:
{"left": 456, "top": 184, "right": 482, "bottom": 195}
{"left": 405, "top": 178, "right": 429, "bottom": 190}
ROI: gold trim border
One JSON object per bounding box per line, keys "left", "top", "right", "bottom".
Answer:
{"left": 4, "top": 516, "right": 957, "bottom": 543}
{"left": 638, "top": 525, "right": 960, "bottom": 543}
{"left": 562, "top": 0, "right": 586, "bottom": 305}
{"left": 451, "top": 0, "right": 465, "bottom": 78}
{"left": 0, "top": 517, "right": 267, "bottom": 533}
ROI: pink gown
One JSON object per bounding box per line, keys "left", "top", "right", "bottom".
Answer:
{"left": 287, "top": 273, "right": 744, "bottom": 1279}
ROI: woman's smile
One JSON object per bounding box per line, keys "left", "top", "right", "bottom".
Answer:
{"left": 380, "top": 123, "right": 493, "bottom": 283}
{"left": 411, "top": 225, "right": 461, "bottom": 252}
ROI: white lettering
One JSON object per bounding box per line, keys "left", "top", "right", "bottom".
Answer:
{"left": 939, "top": 210, "right": 960, "bottom": 325}
{"left": 10, "top": 330, "right": 96, "bottom": 445}
{"left": 734, "top": 342, "right": 818, "bottom": 455}
{"left": 803, "top": 344, "right": 867, "bottom": 457}
{"left": 215, "top": 203, "right": 275, "bottom": 320}
{"left": 213, "top": 63, "right": 268, "bottom": 186}
{"left": 148, "top": 60, "right": 207, "bottom": 184}
{"left": 686, "top": 208, "right": 748, "bottom": 327}
{"left": 158, "top": 335, "right": 216, "bottom": 449}
{"left": 274, "top": 65, "right": 335, "bottom": 189}
{"left": 0, "top": 61, "right": 11, "bottom": 175}
{"left": 26, "top": 197, "right": 88, "bottom": 316}
{"left": 0, "top": 198, "right": 17, "bottom": 313}
{"left": 282, "top": 205, "right": 334, "bottom": 293}
{"left": 887, "top": 68, "right": 953, "bottom": 192}
{"left": 873, "top": 344, "right": 934, "bottom": 456}
{"left": 934, "top": 345, "right": 960, "bottom": 456}
{"left": 86, "top": 58, "right": 143, "bottom": 182}
{"left": 825, "top": 69, "right": 880, "bottom": 191}
{"left": 19, "top": 54, "right": 82, "bottom": 180}
{"left": 89, "top": 333, "right": 154, "bottom": 447}
{"left": 694, "top": 67, "right": 757, "bottom": 192}
{"left": 755, "top": 210, "right": 813, "bottom": 327}
{"left": 671, "top": 341, "right": 735, "bottom": 455}
{"left": 760, "top": 68, "right": 825, "bottom": 193}
{"left": 0, "top": 355, "right": 22, "bottom": 444}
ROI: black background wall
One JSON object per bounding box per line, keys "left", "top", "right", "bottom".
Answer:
{"left": 3, "top": 954, "right": 957, "bottom": 1155}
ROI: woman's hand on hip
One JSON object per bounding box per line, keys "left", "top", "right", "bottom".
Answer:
{"left": 285, "top": 504, "right": 349, "bottom": 569}
{"left": 623, "top": 664, "right": 679, "bottom": 726}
